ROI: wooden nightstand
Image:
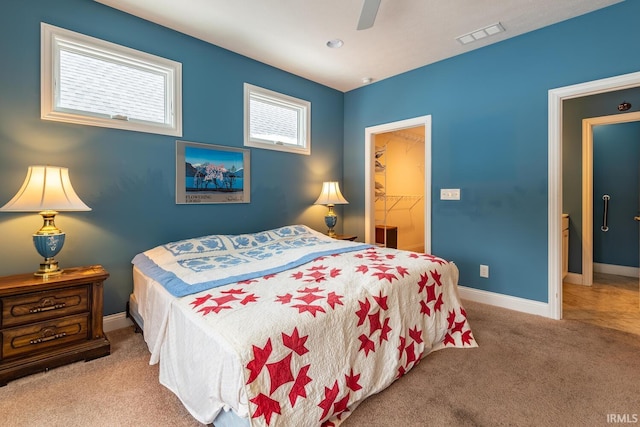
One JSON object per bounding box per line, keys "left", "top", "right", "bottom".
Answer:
{"left": 0, "top": 265, "right": 111, "bottom": 386}
{"left": 334, "top": 234, "right": 357, "bottom": 241}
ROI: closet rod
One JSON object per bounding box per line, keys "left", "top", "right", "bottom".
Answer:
{"left": 390, "top": 130, "right": 425, "bottom": 143}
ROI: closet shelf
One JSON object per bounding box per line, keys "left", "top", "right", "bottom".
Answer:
{"left": 375, "top": 194, "right": 423, "bottom": 211}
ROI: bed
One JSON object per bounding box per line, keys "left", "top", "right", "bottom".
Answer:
{"left": 129, "top": 225, "right": 476, "bottom": 426}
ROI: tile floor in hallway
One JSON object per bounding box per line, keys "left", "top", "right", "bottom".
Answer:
{"left": 563, "top": 272, "right": 640, "bottom": 336}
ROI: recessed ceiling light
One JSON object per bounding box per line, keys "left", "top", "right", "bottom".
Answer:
{"left": 456, "top": 22, "right": 505, "bottom": 45}
{"left": 326, "top": 39, "right": 344, "bottom": 49}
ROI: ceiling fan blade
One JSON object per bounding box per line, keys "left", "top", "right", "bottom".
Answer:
{"left": 357, "top": 0, "right": 381, "bottom": 30}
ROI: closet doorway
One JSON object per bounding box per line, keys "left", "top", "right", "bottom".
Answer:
{"left": 364, "top": 116, "right": 432, "bottom": 253}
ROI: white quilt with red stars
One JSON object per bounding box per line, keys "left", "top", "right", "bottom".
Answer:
{"left": 139, "top": 242, "right": 476, "bottom": 426}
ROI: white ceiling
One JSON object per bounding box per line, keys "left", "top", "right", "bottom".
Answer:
{"left": 95, "top": 0, "right": 622, "bottom": 92}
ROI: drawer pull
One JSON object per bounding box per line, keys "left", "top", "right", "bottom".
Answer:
{"left": 29, "top": 299, "right": 66, "bottom": 313}
{"left": 29, "top": 329, "right": 67, "bottom": 345}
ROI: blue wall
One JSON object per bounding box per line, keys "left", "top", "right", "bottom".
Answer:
{"left": 2, "top": 0, "right": 639, "bottom": 314}
{"left": 593, "top": 122, "right": 640, "bottom": 267}
{"left": 0, "top": 0, "right": 344, "bottom": 314}
{"left": 343, "top": 1, "right": 640, "bottom": 302}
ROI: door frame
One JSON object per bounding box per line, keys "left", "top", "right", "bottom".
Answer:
{"left": 364, "top": 115, "right": 432, "bottom": 252}
{"left": 581, "top": 111, "right": 640, "bottom": 287}
{"left": 548, "top": 71, "right": 640, "bottom": 320}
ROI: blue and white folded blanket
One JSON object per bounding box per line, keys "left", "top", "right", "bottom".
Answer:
{"left": 131, "top": 224, "right": 370, "bottom": 297}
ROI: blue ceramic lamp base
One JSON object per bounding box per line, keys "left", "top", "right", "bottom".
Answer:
{"left": 32, "top": 210, "right": 66, "bottom": 276}
{"left": 33, "top": 232, "right": 65, "bottom": 276}
{"left": 324, "top": 205, "right": 338, "bottom": 238}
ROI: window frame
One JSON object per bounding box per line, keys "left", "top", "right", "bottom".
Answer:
{"left": 244, "top": 83, "right": 311, "bottom": 155}
{"left": 41, "top": 22, "right": 182, "bottom": 137}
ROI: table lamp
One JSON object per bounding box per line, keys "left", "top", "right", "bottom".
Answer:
{"left": 0, "top": 165, "right": 91, "bottom": 276}
{"left": 314, "top": 181, "right": 348, "bottom": 237}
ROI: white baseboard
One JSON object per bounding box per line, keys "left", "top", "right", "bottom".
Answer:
{"left": 104, "top": 312, "right": 133, "bottom": 332}
{"left": 458, "top": 285, "right": 551, "bottom": 318}
{"left": 593, "top": 262, "right": 639, "bottom": 278}
{"left": 562, "top": 264, "right": 638, "bottom": 288}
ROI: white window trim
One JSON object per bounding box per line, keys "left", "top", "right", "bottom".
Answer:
{"left": 244, "top": 83, "right": 311, "bottom": 155}
{"left": 41, "top": 23, "right": 182, "bottom": 137}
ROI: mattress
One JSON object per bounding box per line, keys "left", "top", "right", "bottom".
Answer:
{"left": 128, "top": 292, "right": 144, "bottom": 331}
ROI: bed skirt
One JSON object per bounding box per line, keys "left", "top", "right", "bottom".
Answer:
{"left": 127, "top": 293, "right": 250, "bottom": 427}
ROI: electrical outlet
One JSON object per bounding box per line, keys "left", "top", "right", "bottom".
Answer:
{"left": 480, "top": 264, "right": 489, "bottom": 278}
{"left": 440, "top": 188, "right": 461, "bottom": 200}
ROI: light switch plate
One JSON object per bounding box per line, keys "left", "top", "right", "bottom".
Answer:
{"left": 440, "top": 188, "right": 461, "bottom": 200}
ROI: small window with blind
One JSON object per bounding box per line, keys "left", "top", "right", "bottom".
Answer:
{"left": 41, "top": 23, "right": 182, "bottom": 136}
{"left": 244, "top": 83, "right": 310, "bottom": 155}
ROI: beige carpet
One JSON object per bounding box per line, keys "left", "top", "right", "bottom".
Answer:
{"left": 1, "top": 300, "right": 638, "bottom": 426}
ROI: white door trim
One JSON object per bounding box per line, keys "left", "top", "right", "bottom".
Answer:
{"left": 581, "top": 111, "right": 640, "bottom": 287}
{"left": 548, "top": 71, "right": 640, "bottom": 320}
{"left": 364, "top": 115, "right": 432, "bottom": 253}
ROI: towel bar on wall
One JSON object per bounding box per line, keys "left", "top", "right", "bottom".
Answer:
{"left": 601, "top": 194, "right": 610, "bottom": 232}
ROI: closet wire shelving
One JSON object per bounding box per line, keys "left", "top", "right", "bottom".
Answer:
{"left": 374, "top": 134, "right": 424, "bottom": 248}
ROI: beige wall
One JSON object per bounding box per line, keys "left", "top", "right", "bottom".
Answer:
{"left": 374, "top": 129, "right": 425, "bottom": 252}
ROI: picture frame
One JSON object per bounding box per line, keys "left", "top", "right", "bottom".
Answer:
{"left": 176, "top": 140, "right": 250, "bottom": 204}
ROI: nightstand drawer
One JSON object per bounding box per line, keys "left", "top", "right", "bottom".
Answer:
{"left": 1, "top": 314, "right": 89, "bottom": 360}
{"left": 1, "top": 286, "right": 89, "bottom": 328}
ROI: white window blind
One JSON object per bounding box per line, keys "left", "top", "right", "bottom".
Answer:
{"left": 41, "top": 23, "right": 182, "bottom": 136}
{"left": 244, "top": 83, "right": 310, "bottom": 155}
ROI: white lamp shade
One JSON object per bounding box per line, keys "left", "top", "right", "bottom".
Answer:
{"left": 314, "top": 181, "right": 349, "bottom": 206}
{"left": 0, "top": 165, "right": 91, "bottom": 212}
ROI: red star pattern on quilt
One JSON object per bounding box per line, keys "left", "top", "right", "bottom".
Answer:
{"left": 266, "top": 353, "right": 294, "bottom": 394}
{"left": 417, "top": 270, "right": 444, "bottom": 317}
{"left": 246, "top": 339, "right": 273, "bottom": 384}
{"left": 318, "top": 381, "right": 340, "bottom": 420}
{"left": 249, "top": 394, "right": 281, "bottom": 424}
{"left": 276, "top": 283, "right": 344, "bottom": 317}
{"left": 317, "top": 367, "right": 364, "bottom": 424}
{"left": 408, "top": 252, "right": 447, "bottom": 265}
{"left": 246, "top": 327, "right": 314, "bottom": 425}
{"left": 396, "top": 325, "right": 426, "bottom": 378}
{"left": 290, "top": 264, "right": 342, "bottom": 283}
{"left": 268, "top": 261, "right": 347, "bottom": 316}
{"left": 443, "top": 308, "right": 475, "bottom": 346}
{"left": 183, "top": 247, "right": 476, "bottom": 426}
{"left": 288, "top": 364, "right": 312, "bottom": 406}
{"left": 354, "top": 247, "right": 396, "bottom": 262}
{"left": 282, "top": 328, "right": 309, "bottom": 356}
{"left": 189, "top": 287, "right": 259, "bottom": 315}
{"left": 353, "top": 248, "right": 411, "bottom": 285}
{"left": 246, "top": 326, "right": 371, "bottom": 425}
{"left": 354, "top": 293, "right": 392, "bottom": 356}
